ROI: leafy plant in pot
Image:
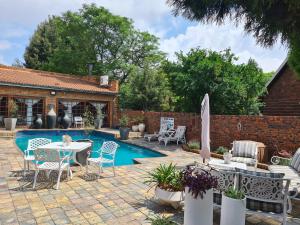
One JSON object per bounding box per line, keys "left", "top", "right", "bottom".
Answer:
{"left": 182, "top": 166, "right": 218, "bottom": 225}
{"left": 4, "top": 100, "right": 18, "bottom": 130}
{"left": 119, "top": 116, "right": 130, "bottom": 140}
{"left": 94, "top": 106, "right": 105, "bottom": 129}
{"left": 220, "top": 187, "right": 246, "bottom": 225}
{"left": 144, "top": 163, "right": 184, "bottom": 209}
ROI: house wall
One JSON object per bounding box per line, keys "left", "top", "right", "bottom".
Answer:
{"left": 0, "top": 86, "right": 118, "bottom": 127}
{"left": 117, "top": 110, "right": 300, "bottom": 162}
{"left": 263, "top": 65, "right": 300, "bottom": 116}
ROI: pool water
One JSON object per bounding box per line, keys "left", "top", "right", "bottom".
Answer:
{"left": 16, "top": 130, "right": 164, "bottom": 166}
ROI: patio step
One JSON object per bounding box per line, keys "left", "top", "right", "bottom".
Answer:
{"left": 0, "top": 129, "right": 16, "bottom": 139}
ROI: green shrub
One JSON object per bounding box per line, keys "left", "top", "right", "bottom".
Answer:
{"left": 224, "top": 187, "right": 245, "bottom": 200}
{"left": 83, "top": 108, "right": 94, "bottom": 127}
{"left": 144, "top": 163, "right": 184, "bottom": 192}
{"left": 9, "top": 100, "right": 18, "bottom": 117}
{"left": 215, "top": 146, "right": 229, "bottom": 155}
{"left": 119, "top": 116, "right": 129, "bottom": 127}
{"left": 187, "top": 141, "right": 200, "bottom": 149}
{"left": 148, "top": 215, "right": 176, "bottom": 225}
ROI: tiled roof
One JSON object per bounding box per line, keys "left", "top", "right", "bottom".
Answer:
{"left": 0, "top": 65, "right": 118, "bottom": 94}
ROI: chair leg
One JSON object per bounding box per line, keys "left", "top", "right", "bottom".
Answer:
{"left": 33, "top": 169, "right": 39, "bottom": 189}
{"left": 55, "top": 170, "right": 63, "bottom": 190}
{"left": 23, "top": 160, "right": 26, "bottom": 176}
{"left": 113, "top": 164, "right": 115, "bottom": 176}
{"left": 27, "top": 161, "right": 30, "bottom": 171}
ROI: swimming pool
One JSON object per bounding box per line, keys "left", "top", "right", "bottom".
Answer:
{"left": 16, "top": 130, "right": 164, "bottom": 166}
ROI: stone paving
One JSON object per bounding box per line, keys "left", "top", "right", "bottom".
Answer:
{"left": 0, "top": 137, "right": 299, "bottom": 225}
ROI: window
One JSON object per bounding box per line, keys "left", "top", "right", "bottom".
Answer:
{"left": 0, "top": 96, "right": 8, "bottom": 126}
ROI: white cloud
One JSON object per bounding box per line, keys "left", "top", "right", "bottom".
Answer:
{"left": 0, "top": 40, "right": 12, "bottom": 50}
{"left": 160, "top": 21, "right": 288, "bottom": 72}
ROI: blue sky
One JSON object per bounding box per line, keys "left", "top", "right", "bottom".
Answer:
{"left": 0, "top": 0, "right": 288, "bottom": 72}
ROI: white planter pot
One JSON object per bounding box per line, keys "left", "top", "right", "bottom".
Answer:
{"left": 132, "top": 125, "right": 139, "bottom": 132}
{"left": 220, "top": 194, "right": 246, "bottom": 225}
{"left": 4, "top": 118, "right": 17, "bottom": 131}
{"left": 184, "top": 187, "right": 213, "bottom": 225}
{"left": 155, "top": 187, "right": 184, "bottom": 209}
{"left": 138, "top": 123, "right": 145, "bottom": 132}
{"left": 223, "top": 152, "right": 232, "bottom": 164}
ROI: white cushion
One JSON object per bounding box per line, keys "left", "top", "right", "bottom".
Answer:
{"left": 232, "top": 141, "right": 257, "bottom": 159}
{"left": 269, "top": 165, "right": 300, "bottom": 190}
{"left": 231, "top": 157, "right": 256, "bottom": 165}
{"left": 290, "top": 148, "right": 300, "bottom": 172}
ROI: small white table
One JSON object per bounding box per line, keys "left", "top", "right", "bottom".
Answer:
{"left": 38, "top": 142, "right": 92, "bottom": 168}
{"left": 209, "top": 159, "right": 247, "bottom": 170}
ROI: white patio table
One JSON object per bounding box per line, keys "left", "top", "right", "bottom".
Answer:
{"left": 37, "top": 141, "right": 92, "bottom": 169}
{"left": 208, "top": 158, "right": 247, "bottom": 170}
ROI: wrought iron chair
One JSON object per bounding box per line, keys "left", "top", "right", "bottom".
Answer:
{"left": 33, "top": 148, "right": 72, "bottom": 190}
{"left": 74, "top": 116, "right": 84, "bottom": 128}
{"left": 24, "top": 138, "right": 52, "bottom": 176}
{"left": 86, "top": 141, "right": 119, "bottom": 176}
{"left": 158, "top": 126, "right": 186, "bottom": 146}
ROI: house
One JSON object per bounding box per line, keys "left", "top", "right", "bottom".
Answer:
{"left": 262, "top": 58, "right": 300, "bottom": 116}
{"left": 0, "top": 65, "right": 118, "bottom": 128}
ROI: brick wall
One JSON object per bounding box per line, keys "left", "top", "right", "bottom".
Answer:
{"left": 263, "top": 65, "right": 300, "bottom": 116}
{"left": 118, "top": 110, "right": 300, "bottom": 159}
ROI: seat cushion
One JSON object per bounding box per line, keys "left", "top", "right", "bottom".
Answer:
{"left": 236, "top": 168, "right": 285, "bottom": 178}
{"left": 290, "top": 148, "right": 300, "bottom": 172}
{"left": 232, "top": 141, "right": 257, "bottom": 158}
{"left": 269, "top": 165, "right": 300, "bottom": 190}
{"left": 246, "top": 199, "right": 283, "bottom": 214}
{"left": 231, "top": 157, "right": 255, "bottom": 165}
{"left": 37, "top": 162, "right": 69, "bottom": 170}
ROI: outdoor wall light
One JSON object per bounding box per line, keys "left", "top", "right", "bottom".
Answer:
{"left": 50, "top": 91, "right": 56, "bottom": 96}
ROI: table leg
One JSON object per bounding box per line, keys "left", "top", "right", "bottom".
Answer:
{"left": 72, "top": 152, "right": 83, "bottom": 170}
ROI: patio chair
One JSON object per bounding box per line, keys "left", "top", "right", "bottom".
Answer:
{"left": 33, "top": 148, "right": 72, "bottom": 190}
{"left": 230, "top": 140, "right": 258, "bottom": 167}
{"left": 86, "top": 141, "right": 119, "bottom": 176}
{"left": 269, "top": 148, "right": 300, "bottom": 190}
{"left": 158, "top": 126, "right": 186, "bottom": 146}
{"left": 74, "top": 116, "right": 84, "bottom": 128}
{"left": 144, "top": 123, "right": 168, "bottom": 142}
{"left": 24, "top": 138, "right": 52, "bottom": 176}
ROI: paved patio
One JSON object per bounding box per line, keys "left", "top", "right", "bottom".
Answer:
{"left": 0, "top": 136, "right": 299, "bottom": 225}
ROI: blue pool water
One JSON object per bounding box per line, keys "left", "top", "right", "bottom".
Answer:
{"left": 16, "top": 130, "right": 164, "bottom": 166}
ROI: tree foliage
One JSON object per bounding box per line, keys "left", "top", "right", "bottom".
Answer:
{"left": 24, "top": 4, "right": 164, "bottom": 83}
{"left": 163, "top": 48, "right": 271, "bottom": 114}
{"left": 167, "top": 0, "right": 300, "bottom": 77}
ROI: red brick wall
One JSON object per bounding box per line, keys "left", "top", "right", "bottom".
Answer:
{"left": 263, "top": 65, "right": 300, "bottom": 116}
{"left": 118, "top": 110, "right": 300, "bottom": 159}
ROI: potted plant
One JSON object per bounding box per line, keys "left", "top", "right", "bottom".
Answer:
{"left": 145, "top": 163, "right": 184, "bottom": 209}
{"left": 83, "top": 108, "right": 94, "bottom": 128}
{"left": 4, "top": 100, "right": 18, "bottom": 130}
{"left": 183, "top": 140, "right": 201, "bottom": 153}
{"left": 119, "top": 115, "right": 130, "bottom": 140}
{"left": 131, "top": 118, "right": 139, "bottom": 132}
{"left": 95, "top": 107, "right": 105, "bottom": 129}
{"left": 182, "top": 166, "right": 218, "bottom": 225}
{"left": 220, "top": 187, "right": 246, "bottom": 225}
{"left": 137, "top": 115, "right": 145, "bottom": 132}
{"left": 148, "top": 215, "right": 177, "bottom": 225}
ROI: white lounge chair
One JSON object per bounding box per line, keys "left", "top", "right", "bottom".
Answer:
{"left": 86, "top": 141, "right": 119, "bottom": 176}
{"left": 144, "top": 123, "right": 168, "bottom": 142}
{"left": 74, "top": 116, "right": 84, "bottom": 128}
{"left": 230, "top": 140, "right": 258, "bottom": 167}
{"left": 158, "top": 126, "right": 186, "bottom": 146}
{"left": 33, "top": 148, "right": 72, "bottom": 190}
{"left": 24, "top": 138, "right": 52, "bottom": 176}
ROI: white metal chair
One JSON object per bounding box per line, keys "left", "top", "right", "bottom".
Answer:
{"left": 158, "top": 126, "right": 186, "bottom": 146}
{"left": 144, "top": 123, "right": 168, "bottom": 142}
{"left": 24, "top": 138, "right": 52, "bottom": 176}
{"left": 74, "top": 116, "right": 84, "bottom": 128}
{"left": 230, "top": 140, "right": 258, "bottom": 168}
{"left": 33, "top": 148, "right": 72, "bottom": 190}
{"left": 86, "top": 141, "right": 119, "bottom": 176}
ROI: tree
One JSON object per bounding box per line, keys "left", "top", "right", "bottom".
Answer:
{"left": 11, "top": 58, "right": 24, "bottom": 68}
{"left": 163, "top": 48, "right": 271, "bottom": 114}
{"left": 119, "top": 61, "right": 174, "bottom": 111}
{"left": 167, "top": 0, "right": 300, "bottom": 77}
{"left": 24, "top": 4, "right": 164, "bottom": 83}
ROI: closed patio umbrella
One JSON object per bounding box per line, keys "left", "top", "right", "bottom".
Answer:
{"left": 200, "top": 94, "right": 210, "bottom": 162}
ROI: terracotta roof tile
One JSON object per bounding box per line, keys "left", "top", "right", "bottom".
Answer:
{"left": 0, "top": 65, "right": 118, "bottom": 94}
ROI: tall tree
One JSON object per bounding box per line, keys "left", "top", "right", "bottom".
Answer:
{"left": 167, "top": 0, "right": 300, "bottom": 77}
{"left": 24, "top": 4, "right": 164, "bottom": 83}
{"left": 163, "top": 48, "right": 271, "bottom": 114}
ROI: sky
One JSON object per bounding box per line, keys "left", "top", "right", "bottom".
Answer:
{"left": 0, "top": 0, "right": 288, "bottom": 72}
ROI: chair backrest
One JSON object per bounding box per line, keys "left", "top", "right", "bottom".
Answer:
{"left": 232, "top": 140, "right": 258, "bottom": 159}
{"left": 174, "top": 126, "right": 186, "bottom": 138}
{"left": 74, "top": 116, "right": 83, "bottom": 122}
{"left": 159, "top": 123, "right": 168, "bottom": 135}
{"left": 100, "top": 141, "right": 119, "bottom": 159}
{"left": 34, "top": 149, "right": 62, "bottom": 163}
{"left": 290, "top": 148, "right": 300, "bottom": 172}
{"left": 27, "top": 138, "right": 52, "bottom": 151}
{"left": 211, "top": 169, "right": 236, "bottom": 192}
